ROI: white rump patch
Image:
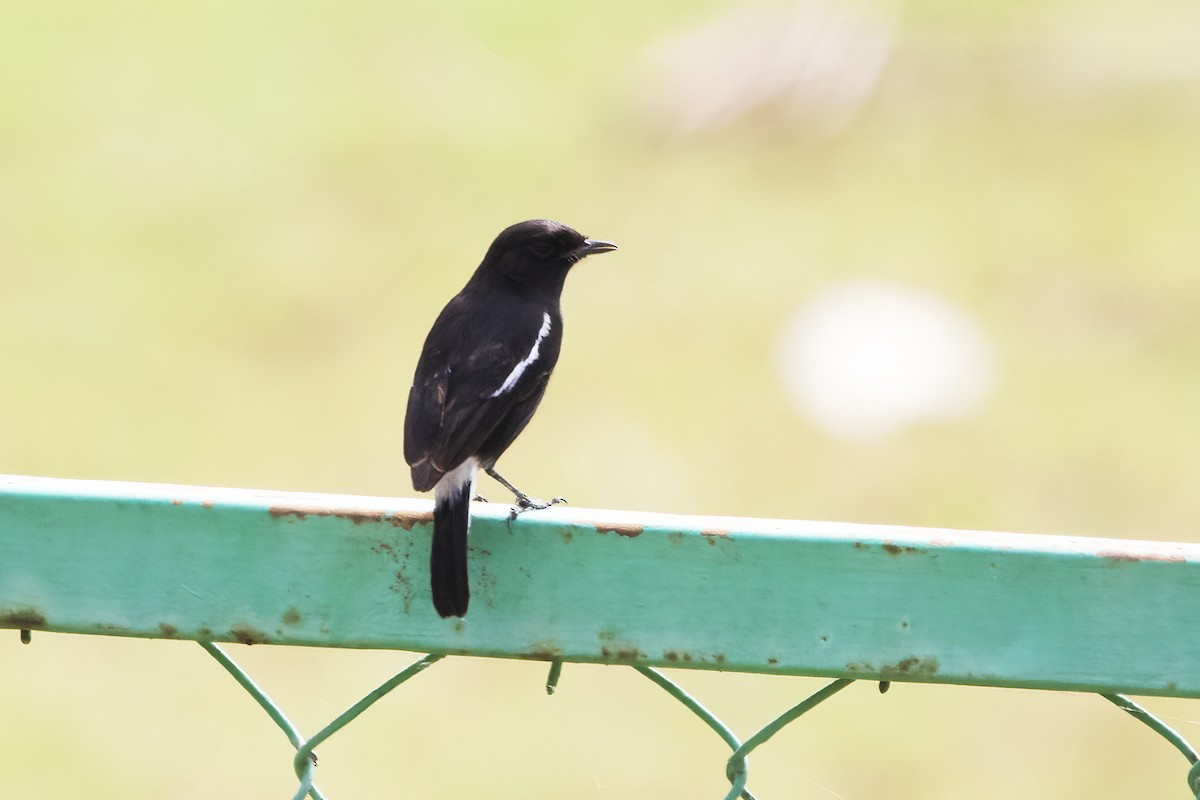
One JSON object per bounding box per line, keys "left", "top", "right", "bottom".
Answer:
{"left": 434, "top": 456, "right": 478, "bottom": 503}
{"left": 490, "top": 312, "right": 552, "bottom": 398}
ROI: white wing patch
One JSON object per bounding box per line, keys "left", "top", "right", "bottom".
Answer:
{"left": 490, "top": 312, "right": 552, "bottom": 398}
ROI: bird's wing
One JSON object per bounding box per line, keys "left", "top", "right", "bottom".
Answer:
{"left": 404, "top": 299, "right": 555, "bottom": 491}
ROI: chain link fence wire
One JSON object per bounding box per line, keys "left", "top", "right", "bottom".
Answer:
{"left": 201, "top": 642, "right": 444, "bottom": 800}
{"left": 1101, "top": 693, "right": 1200, "bottom": 798}
{"left": 189, "top": 639, "right": 1200, "bottom": 800}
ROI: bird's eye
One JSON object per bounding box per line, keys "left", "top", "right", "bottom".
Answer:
{"left": 527, "top": 241, "right": 555, "bottom": 259}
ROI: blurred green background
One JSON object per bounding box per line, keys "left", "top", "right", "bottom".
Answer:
{"left": 3, "top": 0, "right": 1199, "bottom": 797}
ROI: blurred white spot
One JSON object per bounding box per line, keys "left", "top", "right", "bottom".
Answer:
{"left": 777, "top": 281, "right": 994, "bottom": 440}
{"left": 634, "top": 0, "right": 896, "bottom": 138}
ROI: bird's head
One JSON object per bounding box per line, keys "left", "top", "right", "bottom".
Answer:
{"left": 478, "top": 219, "right": 617, "bottom": 292}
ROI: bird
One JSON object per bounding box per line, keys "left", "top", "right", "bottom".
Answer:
{"left": 403, "top": 219, "right": 618, "bottom": 618}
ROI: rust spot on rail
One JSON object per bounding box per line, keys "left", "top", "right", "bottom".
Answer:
{"left": 230, "top": 624, "right": 269, "bottom": 646}
{"left": 1098, "top": 550, "right": 1186, "bottom": 565}
{"left": 848, "top": 656, "right": 940, "bottom": 679}
{"left": 391, "top": 511, "right": 434, "bottom": 530}
{"left": 602, "top": 646, "right": 644, "bottom": 660}
{"left": 527, "top": 641, "right": 563, "bottom": 660}
{"left": 0, "top": 608, "right": 46, "bottom": 629}
{"left": 599, "top": 628, "right": 643, "bottom": 661}
{"left": 268, "top": 506, "right": 432, "bottom": 529}
{"left": 881, "top": 656, "right": 939, "bottom": 676}
{"left": 597, "top": 523, "right": 643, "bottom": 538}
{"left": 270, "top": 506, "right": 384, "bottom": 524}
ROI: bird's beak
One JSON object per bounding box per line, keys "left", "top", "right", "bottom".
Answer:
{"left": 579, "top": 238, "right": 618, "bottom": 257}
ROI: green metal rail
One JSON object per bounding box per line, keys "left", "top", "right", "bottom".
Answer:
{"left": 2, "top": 474, "right": 1199, "bottom": 798}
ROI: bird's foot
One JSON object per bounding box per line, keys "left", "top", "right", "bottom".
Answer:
{"left": 519, "top": 495, "right": 567, "bottom": 511}
{"left": 507, "top": 495, "right": 568, "bottom": 521}
{"left": 472, "top": 494, "right": 489, "bottom": 503}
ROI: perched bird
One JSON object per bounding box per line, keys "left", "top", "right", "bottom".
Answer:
{"left": 404, "top": 219, "right": 618, "bottom": 617}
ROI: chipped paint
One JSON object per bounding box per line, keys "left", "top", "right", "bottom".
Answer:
{"left": 267, "top": 505, "right": 434, "bottom": 529}
{"left": 270, "top": 506, "right": 387, "bottom": 525}
{"left": 391, "top": 510, "right": 434, "bottom": 530}
{"left": 597, "top": 523, "right": 643, "bottom": 538}
{"left": 337, "top": 509, "right": 386, "bottom": 525}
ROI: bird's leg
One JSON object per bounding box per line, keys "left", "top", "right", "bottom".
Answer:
{"left": 484, "top": 467, "right": 530, "bottom": 504}
{"left": 484, "top": 467, "right": 567, "bottom": 520}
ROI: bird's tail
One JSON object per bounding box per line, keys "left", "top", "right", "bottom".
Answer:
{"left": 431, "top": 461, "right": 476, "bottom": 618}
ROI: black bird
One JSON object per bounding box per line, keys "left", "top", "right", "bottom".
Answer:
{"left": 404, "top": 219, "right": 617, "bottom": 618}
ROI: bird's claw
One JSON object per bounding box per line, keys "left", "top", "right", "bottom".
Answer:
{"left": 472, "top": 494, "right": 489, "bottom": 503}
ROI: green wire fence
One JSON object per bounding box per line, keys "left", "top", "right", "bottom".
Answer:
{"left": 2, "top": 474, "right": 1199, "bottom": 798}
